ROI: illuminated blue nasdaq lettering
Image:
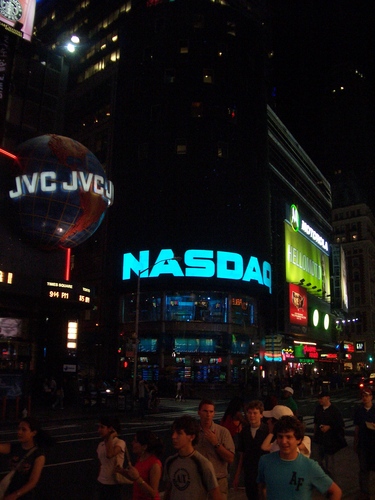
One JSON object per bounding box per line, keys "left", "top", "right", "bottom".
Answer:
{"left": 123, "top": 249, "right": 272, "bottom": 293}
{"left": 185, "top": 250, "right": 215, "bottom": 277}
{"left": 217, "top": 251, "right": 243, "bottom": 279}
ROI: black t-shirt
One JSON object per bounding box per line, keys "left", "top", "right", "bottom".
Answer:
{"left": 7, "top": 443, "right": 45, "bottom": 499}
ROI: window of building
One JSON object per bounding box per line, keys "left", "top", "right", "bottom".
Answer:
{"left": 193, "top": 15, "right": 204, "bottom": 29}
{"left": 217, "top": 142, "right": 228, "bottom": 158}
{"left": 351, "top": 233, "right": 358, "bottom": 240}
{"left": 191, "top": 102, "right": 203, "bottom": 117}
{"left": 227, "top": 21, "right": 236, "bottom": 36}
{"left": 218, "top": 43, "right": 227, "bottom": 57}
{"left": 179, "top": 40, "right": 189, "bottom": 54}
{"left": 164, "top": 68, "right": 175, "bottom": 83}
{"left": 138, "top": 143, "right": 149, "bottom": 160}
{"left": 203, "top": 69, "right": 213, "bottom": 84}
{"left": 176, "top": 140, "right": 187, "bottom": 154}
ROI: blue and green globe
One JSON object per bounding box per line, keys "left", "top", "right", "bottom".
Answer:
{"left": 10, "top": 134, "right": 113, "bottom": 249}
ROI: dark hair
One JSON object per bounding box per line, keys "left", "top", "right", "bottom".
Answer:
{"left": 20, "top": 417, "right": 55, "bottom": 448}
{"left": 136, "top": 430, "right": 164, "bottom": 458}
{"left": 245, "top": 400, "right": 264, "bottom": 413}
{"left": 99, "top": 416, "right": 121, "bottom": 434}
{"left": 222, "top": 397, "right": 244, "bottom": 420}
{"left": 198, "top": 398, "right": 215, "bottom": 410}
{"left": 172, "top": 416, "right": 200, "bottom": 446}
{"left": 273, "top": 416, "right": 304, "bottom": 442}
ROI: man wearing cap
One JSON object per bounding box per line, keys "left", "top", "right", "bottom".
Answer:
{"left": 280, "top": 386, "right": 298, "bottom": 415}
{"left": 313, "top": 390, "right": 347, "bottom": 480}
{"left": 353, "top": 388, "right": 375, "bottom": 499}
{"left": 233, "top": 400, "right": 269, "bottom": 499}
{"left": 261, "top": 405, "right": 311, "bottom": 457}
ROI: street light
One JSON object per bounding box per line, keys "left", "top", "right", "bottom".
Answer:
{"left": 132, "top": 256, "right": 182, "bottom": 398}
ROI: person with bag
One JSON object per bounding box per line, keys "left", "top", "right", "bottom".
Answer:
{"left": 96, "top": 416, "right": 126, "bottom": 500}
{"left": 0, "top": 416, "right": 54, "bottom": 499}
{"left": 116, "top": 430, "right": 163, "bottom": 500}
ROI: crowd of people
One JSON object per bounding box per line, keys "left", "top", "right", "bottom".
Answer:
{"left": 2, "top": 385, "right": 375, "bottom": 499}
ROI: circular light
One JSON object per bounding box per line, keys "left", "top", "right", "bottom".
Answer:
{"left": 324, "top": 314, "right": 330, "bottom": 330}
{"left": 71, "top": 35, "right": 80, "bottom": 44}
{"left": 66, "top": 43, "right": 76, "bottom": 53}
{"left": 313, "top": 309, "right": 319, "bottom": 327}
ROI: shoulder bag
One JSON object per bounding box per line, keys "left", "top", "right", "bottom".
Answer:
{"left": 0, "top": 447, "right": 37, "bottom": 500}
{"left": 115, "top": 445, "right": 133, "bottom": 485}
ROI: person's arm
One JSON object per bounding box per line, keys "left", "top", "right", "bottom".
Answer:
{"left": 163, "top": 481, "right": 172, "bottom": 500}
{"left": 132, "top": 462, "right": 162, "bottom": 499}
{"left": 6, "top": 455, "right": 45, "bottom": 500}
{"left": 208, "top": 485, "right": 223, "bottom": 500}
{"left": 261, "top": 433, "right": 274, "bottom": 452}
{"left": 326, "top": 481, "right": 342, "bottom": 499}
{"left": 0, "top": 443, "right": 11, "bottom": 455}
{"left": 232, "top": 452, "right": 243, "bottom": 490}
{"left": 353, "top": 425, "right": 359, "bottom": 453}
{"left": 104, "top": 433, "right": 122, "bottom": 458}
{"left": 258, "top": 483, "right": 267, "bottom": 500}
{"left": 213, "top": 442, "right": 234, "bottom": 463}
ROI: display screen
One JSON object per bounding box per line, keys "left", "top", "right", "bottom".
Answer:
{"left": 0, "top": 0, "right": 36, "bottom": 41}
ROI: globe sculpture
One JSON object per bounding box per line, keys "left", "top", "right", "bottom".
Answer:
{"left": 9, "top": 134, "right": 114, "bottom": 249}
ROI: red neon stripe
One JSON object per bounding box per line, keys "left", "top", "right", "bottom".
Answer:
{"left": 0, "top": 148, "right": 17, "bottom": 160}
{"left": 65, "top": 248, "right": 71, "bottom": 281}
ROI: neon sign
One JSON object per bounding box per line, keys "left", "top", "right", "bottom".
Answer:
{"left": 123, "top": 249, "right": 272, "bottom": 293}
{"left": 290, "top": 204, "right": 329, "bottom": 253}
{"left": 9, "top": 171, "right": 114, "bottom": 206}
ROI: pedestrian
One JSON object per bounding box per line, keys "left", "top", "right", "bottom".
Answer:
{"left": 116, "top": 429, "right": 164, "bottom": 499}
{"left": 163, "top": 415, "right": 222, "bottom": 500}
{"left": 138, "top": 378, "right": 147, "bottom": 418}
{"left": 96, "top": 416, "right": 126, "bottom": 500}
{"left": 232, "top": 400, "right": 269, "bottom": 499}
{"left": 220, "top": 397, "right": 246, "bottom": 438}
{"left": 257, "top": 416, "right": 342, "bottom": 499}
{"left": 175, "top": 380, "right": 182, "bottom": 401}
{"left": 0, "top": 416, "right": 54, "bottom": 499}
{"left": 279, "top": 386, "right": 298, "bottom": 415}
{"left": 195, "top": 398, "right": 235, "bottom": 500}
{"left": 261, "top": 405, "right": 311, "bottom": 457}
{"left": 313, "top": 390, "right": 347, "bottom": 480}
{"left": 353, "top": 387, "right": 375, "bottom": 500}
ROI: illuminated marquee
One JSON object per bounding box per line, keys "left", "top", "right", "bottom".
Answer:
{"left": 9, "top": 171, "right": 114, "bottom": 206}
{"left": 46, "top": 281, "right": 91, "bottom": 304}
{"left": 122, "top": 249, "right": 272, "bottom": 293}
{"left": 290, "top": 204, "right": 329, "bottom": 254}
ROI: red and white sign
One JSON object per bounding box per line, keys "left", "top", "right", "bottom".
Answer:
{"left": 289, "top": 283, "right": 308, "bottom": 326}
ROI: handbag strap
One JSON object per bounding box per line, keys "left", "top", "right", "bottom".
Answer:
{"left": 124, "top": 445, "right": 131, "bottom": 466}
{"left": 15, "top": 447, "right": 37, "bottom": 471}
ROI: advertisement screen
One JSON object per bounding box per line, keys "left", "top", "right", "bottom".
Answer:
{"left": 289, "top": 284, "right": 308, "bottom": 325}
{"left": 285, "top": 222, "right": 330, "bottom": 297}
{"left": 0, "top": 0, "right": 36, "bottom": 41}
{"left": 0, "top": 317, "right": 22, "bottom": 338}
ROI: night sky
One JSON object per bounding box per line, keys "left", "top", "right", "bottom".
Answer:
{"left": 267, "top": 0, "right": 375, "bottom": 207}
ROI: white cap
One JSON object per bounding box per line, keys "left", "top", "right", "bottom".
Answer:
{"left": 263, "top": 405, "right": 294, "bottom": 419}
{"left": 283, "top": 386, "right": 294, "bottom": 395}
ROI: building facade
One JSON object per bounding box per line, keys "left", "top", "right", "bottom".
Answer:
{"left": 0, "top": 0, "right": 340, "bottom": 395}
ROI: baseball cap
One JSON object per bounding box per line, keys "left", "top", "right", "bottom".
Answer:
{"left": 361, "top": 388, "right": 373, "bottom": 396}
{"left": 318, "top": 390, "right": 330, "bottom": 398}
{"left": 263, "top": 405, "right": 294, "bottom": 419}
{"left": 283, "top": 386, "right": 294, "bottom": 395}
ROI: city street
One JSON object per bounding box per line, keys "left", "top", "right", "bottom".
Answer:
{"left": 0, "top": 390, "right": 373, "bottom": 499}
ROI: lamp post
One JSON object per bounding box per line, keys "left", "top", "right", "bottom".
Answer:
{"left": 132, "top": 256, "right": 181, "bottom": 399}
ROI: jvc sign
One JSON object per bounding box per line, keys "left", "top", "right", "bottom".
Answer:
{"left": 122, "top": 249, "right": 272, "bottom": 294}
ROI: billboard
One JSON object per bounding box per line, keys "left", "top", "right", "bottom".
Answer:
{"left": 0, "top": 0, "right": 36, "bottom": 41}
{"left": 289, "top": 283, "right": 308, "bottom": 326}
{"left": 285, "top": 222, "right": 330, "bottom": 298}
{"left": 0, "top": 317, "right": 22, "bottom": 338}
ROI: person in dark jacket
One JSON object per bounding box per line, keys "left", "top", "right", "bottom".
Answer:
{"left": 313, "top": 390, "right": 347, "bottom": 480}
{"left": 233, "top": 400, "right": 269, "bottom": 499}
{"left": 353, "top": 387, "right": 375, "bottom": 500}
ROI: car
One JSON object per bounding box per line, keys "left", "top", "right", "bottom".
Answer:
{"left": 344, "top": 373, "right": 367, "bottom": 388}
{"left": 358, "top": 378, "right": 375, "bottom": 391}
